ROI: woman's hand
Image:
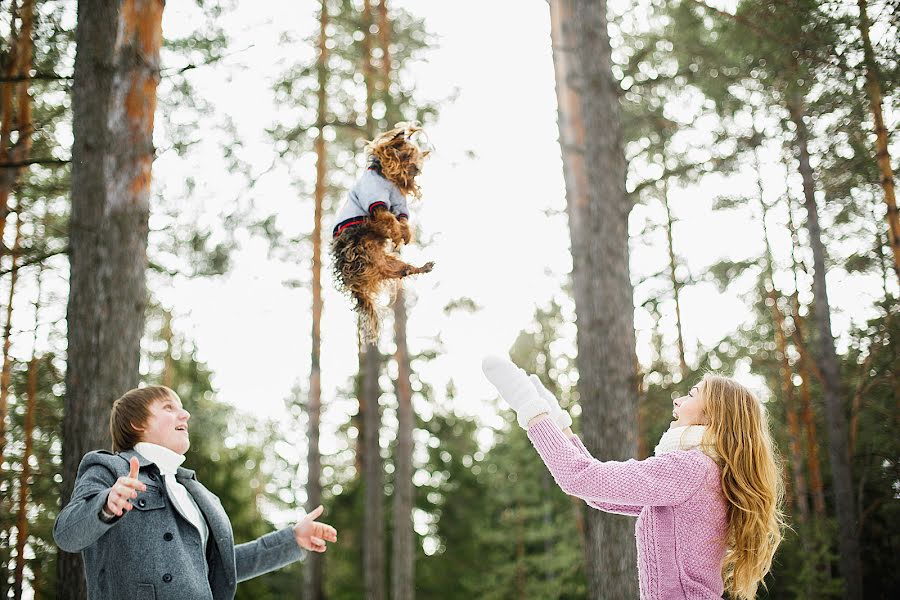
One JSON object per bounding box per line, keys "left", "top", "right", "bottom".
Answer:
{"left": 529, "top": 375, "right": 573, "bottom": 431}
{"left": 293, "top": 505, "right": 338, "bottom": 553}
{"left": 482, "top": 355, "right": 549, "bottom": 429}
{"left": 105, "top": 457, "right": 147, "bottom": 517}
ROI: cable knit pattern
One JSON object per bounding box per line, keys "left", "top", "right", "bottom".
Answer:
{"left": 528, "top": 419, "right": 728, "bottom": 600}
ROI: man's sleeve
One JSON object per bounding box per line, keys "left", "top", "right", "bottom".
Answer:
{"left": 53, "top": 453, "right": 124, "bottom": 552}
{"left": 234, "top": 527, "right": 305, "bottom": 582}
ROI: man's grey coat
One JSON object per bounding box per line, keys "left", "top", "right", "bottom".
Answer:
{"left": 53, "top": 449, "right": 305, "bottom": 600}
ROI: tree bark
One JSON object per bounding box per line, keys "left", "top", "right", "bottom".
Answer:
{"left": 754, "top": 150, "right": 810, "bottom": 522}
{"left": 785, "top": 188, "right": 827, "bottom": 519}
{"left": 13, "top": 357, "right": 37, "bottom": 600}
{"left": 550, "top": 1, "right": 639, "bottom": 597}
{"left": 391, "top": 290, "right": 414, "bottom": 600}
{"left": 362, "top": 341, "right": 385, "bottom": 600}
{"left": 788, "top": 95, "right": 863, "bottom": 600}
{"left": 304, "top": 2, "right": 328, "bottom": 598}
{"left": 360, "top": 3, "right": 385, "bottom": 597}
{"left": 857, "top": 0, "right": 900, "bottom": 283}
{"left": 59, "top": 2, "right": 163, "bottom": 598}
{"left": 662, "top": 177, "right": 687, "bottom": 375}
{"left": 0, "top": 209, "right": 22, "bottom": 469}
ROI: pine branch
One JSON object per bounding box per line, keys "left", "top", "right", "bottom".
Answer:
{"left": 0, "top": 72, "right": 73, "bottom": 83}
{"left": 0, "top": 246, "right": 68, "bottom": 276}
{"left": 0, "top": 157, "right": 70, "bottom": 168}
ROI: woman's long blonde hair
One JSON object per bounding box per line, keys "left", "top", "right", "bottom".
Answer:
{"left": 701, "top": 375, "right": 786, "bottom": 600}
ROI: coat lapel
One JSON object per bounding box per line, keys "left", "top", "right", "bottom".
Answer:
{"left": 178, "top": 470, "right": 236, "bottom": 580}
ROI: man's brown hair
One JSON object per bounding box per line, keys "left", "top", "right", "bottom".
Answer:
{"left": 109, "top": 386, "right": 177, "bottom": 452}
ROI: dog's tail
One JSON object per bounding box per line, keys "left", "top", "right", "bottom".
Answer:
{"left": 353, "top": 291, "right": 381, "bottom": 343}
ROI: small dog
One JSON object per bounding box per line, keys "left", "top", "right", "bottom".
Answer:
{"left": 331, "top": 123, "right": 434, "bottom": 342}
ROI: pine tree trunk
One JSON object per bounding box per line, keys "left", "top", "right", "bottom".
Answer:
{"left": 59, "top": 2, "right": 163, "bottom": 598}
{"left": 662, "top": 178, "right": 687, "bottom": 374}
{"left": 550, "top": 1, "right": 639, "bottom": 597}
{"left": 360, "top": 4, "right": 385, "bottom": 597}
{"left": 0, "top": 0, "right": 35, "bottom": 260}
{"left": 857, "top": 0, "right": 900, "bottom": 282}
{"left": 13, "top": 356, "right": 37, "bottom": 600}
{"left": 391, "top": 290, "right": 414, "bottom": 600}
{"left": 755, "top": 151, "right": 810, "bottom": 522}
{"left": 788, "top": 95, "right": 863, "bottom": 600}
{"left": 304, "top": 2, "right": 328, "bottom": 598}
{"left": 0, "top": 211, "right": 22, "bottom": 469}
{"left": 785, "top": 193, "right": 828, "bottom": 520}
{"left": 362, "top": 341, "right": 385, "bottom": 600}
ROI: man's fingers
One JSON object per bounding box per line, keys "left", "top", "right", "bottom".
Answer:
{"left": 307, "top": 505, "right": 324, "bottom": 521}
{"left": 318, "top": 524, "right": 337, "bottom": 541}
{"left": 118, "top": 477, "right": 147, "bottom": 492}
{"left": 311, "top": 536, "right": 325, "bottom": 546}
{"left": 128, "top": 457, "right": 140, "bottom": 479}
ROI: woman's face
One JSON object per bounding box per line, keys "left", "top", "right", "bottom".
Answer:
{"left": 671, "top": 382, "right": 708, "bottom": 428}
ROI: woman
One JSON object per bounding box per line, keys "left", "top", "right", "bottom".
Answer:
{"left": 482, "top": 355, "right": 785, "bottom": 600}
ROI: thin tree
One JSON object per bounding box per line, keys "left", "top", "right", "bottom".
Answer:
{"left": 661, "top": 177, "right": 688, "bottom": 375}
{"left": 856, "top": 0, "right": 899, "bottom": 282}
{"left": 305, "top": 1, "right": 329, "bottom": 598}
{"left": 59, "top": 2, "right": 164, "bottom": 598}
{"left": 376, "top": 1, "right": 416, "bottom": 597}
{"left": 361, "top": 2, "right": 385, "bottom": 598}
{"left": 13, "top": 244, "right": 44, "bottom": 600}
{"left": 0, "top": 207, "right": 22, "bottom": 470}
{"left": 549, "top": 1, "right": 639, "bottom": 597}
{"left": 0, "top": 0, "right": 35, "bottom": 471}
{"left": 788, "top": 92, "right": 863, "bottom": 599}
{"left": 0, "top": 0, "right": 35, "bottom": 256}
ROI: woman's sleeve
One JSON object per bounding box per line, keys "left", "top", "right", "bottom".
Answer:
{"left": 527, "top": 419, "right": 708, "bottom": 507}
{"left": 568, "top": 436, "right": 643, "bottom": 516}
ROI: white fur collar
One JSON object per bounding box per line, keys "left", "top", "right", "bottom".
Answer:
{"left": 653, "top": 425, "right": 718, "bottom": 461}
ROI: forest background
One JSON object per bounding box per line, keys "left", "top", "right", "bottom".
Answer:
{"left": 0, "top": 0, "right": 897, "bottom": 599}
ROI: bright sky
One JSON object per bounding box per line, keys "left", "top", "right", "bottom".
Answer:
{"left": 151, "top": 0, "right": 892, "bottom": 445}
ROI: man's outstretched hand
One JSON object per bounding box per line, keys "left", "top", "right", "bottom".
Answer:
{"left": 293, "top": 505, "right": 338, "bottom": 553}
{"left": 105, "top": 456, "right": 147, "bottom": 517}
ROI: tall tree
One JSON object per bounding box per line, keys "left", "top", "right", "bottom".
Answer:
{"left": 787, "top": 92, "right": 863, "bottom": 599}
{"left": 0, "top": 0, "right": 35, "bottom": 258}
{"left": 13, "top": 251, "right": 43, "bottom": 600}
{"left": 549, "top": 1, "right": 639, "bottom": 597}
{"left": 374, "top": 1, "right": 416, "bottom": 597}
{"left": 305, "top": 2, "right": 329, "bottom": 598}
{"left": 58, "top": 2, "right": 164, "bottom": 598}
{"left": 856, "top": 0, "right": 899, "bottom": 282}
{"left": 360, "top": 1, "right": 386, "bottom": 598}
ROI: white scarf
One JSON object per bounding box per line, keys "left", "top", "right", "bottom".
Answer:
{"left": 653, "top": 425, "right": 719, "bottom": 461}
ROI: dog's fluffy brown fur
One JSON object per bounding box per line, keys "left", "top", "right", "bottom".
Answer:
{"left": 332, "top": 124, "right": 434, "bottom": 342}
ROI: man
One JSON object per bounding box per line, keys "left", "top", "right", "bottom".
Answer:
{"left": 54, "top": 386, "right": 337, "bottom": 599}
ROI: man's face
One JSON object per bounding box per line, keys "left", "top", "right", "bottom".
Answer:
{"left": 139, "top": 394, "right": 191, "bottom": 455}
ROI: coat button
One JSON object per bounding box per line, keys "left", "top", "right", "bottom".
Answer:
{"left": 137, "top": 498, "right": 146, "bottom": 508}
{"left": 163, "top": 532, "right": 173, "bottom": 541}
{"left": 162, "top": 573, "right": 173, "bottom": 583}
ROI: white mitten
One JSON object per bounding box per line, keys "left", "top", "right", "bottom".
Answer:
{"left": 481, "top": 356, "right": 548, "bottom": 429}
{"left": 529, "top": 375, "right": 573, "bottom": 430}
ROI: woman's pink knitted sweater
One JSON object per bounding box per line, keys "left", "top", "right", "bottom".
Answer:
{"left": 527, "top": 418, "right": 728, "bottom": 600}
